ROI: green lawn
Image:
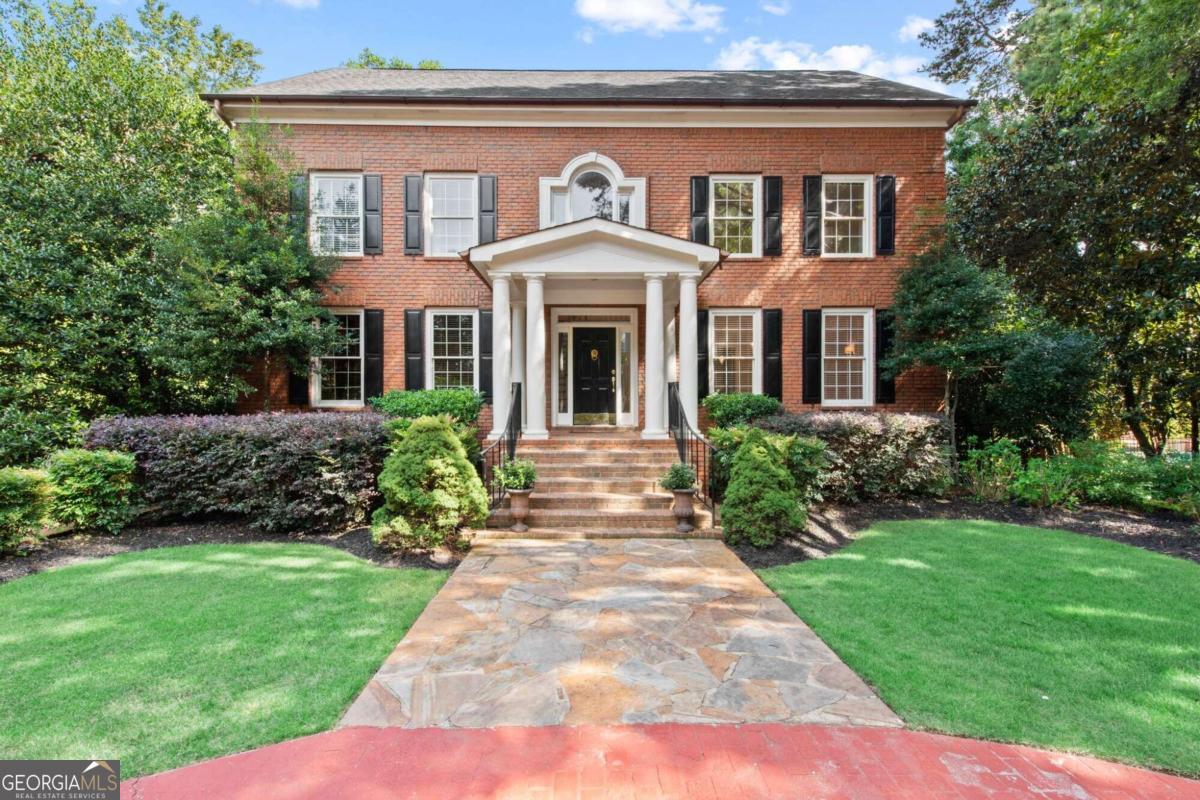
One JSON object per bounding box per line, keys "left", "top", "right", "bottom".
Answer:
{"left": 759, "top": 520, "right": 1200, "bottom": 776}
{"left": 0, "top": 543, "right": 446, "bottom": 777}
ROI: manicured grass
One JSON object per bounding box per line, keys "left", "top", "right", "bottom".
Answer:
{"left": 759, "top": 520, "right": 1200, "bottom": 776}
{"left": 0, "top": 543, "right": 446, "bottom": 777}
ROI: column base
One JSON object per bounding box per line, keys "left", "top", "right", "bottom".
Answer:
{"left": 640, "top": 430, "right": 669, "bottom": 440}
{"left": 523, "top": 429, "right": 550, "bottom": 440}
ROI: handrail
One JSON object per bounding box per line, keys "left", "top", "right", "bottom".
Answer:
{"left": 667, "top": 381, "right": 716, "bottom": 512}
{"left": 480, "top": 383, "right": 522, "bottom": 509}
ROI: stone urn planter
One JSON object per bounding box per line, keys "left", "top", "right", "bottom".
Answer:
{"left": 507, "top": 488, "right": 533, "bottom": 533}
{"left": 671, "top": 488, "right": 696, "bottom": 533}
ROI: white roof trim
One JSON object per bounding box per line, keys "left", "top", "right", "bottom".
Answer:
{"left": 465, "top": 217, "right": 724, "bottom": 285}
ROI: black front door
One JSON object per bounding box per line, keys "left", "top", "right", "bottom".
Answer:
{"left": 573, "top": 327, "right": 616, "bottom": 424}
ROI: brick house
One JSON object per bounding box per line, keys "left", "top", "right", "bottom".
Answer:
{"left": 205, "top": 69, "right": 971, "bottom": 441}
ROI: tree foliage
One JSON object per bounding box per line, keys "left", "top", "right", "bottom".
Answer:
{"left": 343, "top": 48, "right": 441, "bottom": 70}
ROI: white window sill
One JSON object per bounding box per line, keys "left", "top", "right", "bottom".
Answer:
{"left": 313, "top": 401, "right": 366, "bottom": 410}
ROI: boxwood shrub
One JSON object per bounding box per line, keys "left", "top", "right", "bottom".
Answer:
{"left": 85, "top": 412, "right": 389, "bottom": 533}
{"left": 753, "top": 412, "right": 951, "bottom": 502}
{"left": 46, "top": 449, "right": 136, "bottom": 534}
{"left": 370, "top": 389, "right": 484, "bottom": 424}
{"left": 721, "top": 429, "right": 807, "bottom": 548}
{"left": 0, "top": 467, "right": 50, "bottom": 553}
{"left": 701, "top": 393, "right": 782, "bottom": 428}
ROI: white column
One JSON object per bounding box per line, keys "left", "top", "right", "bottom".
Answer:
{"left": 510, "top": 303, "right": 526, "bottom": 428}
{"left": 678, "top": 274, "right": 699, "bottom": 429}
{"left": 488, "top": 277, "right": 511, "bottom": 438}
{"left": 524, "top": 275, "right": 548, "bottom": 439}
{"left": 642, "top": 274, "right": 668, "bottom": 439}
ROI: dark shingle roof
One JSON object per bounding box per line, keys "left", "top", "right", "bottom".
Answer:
{"left": 205, "top": 68, "right": 968, "bottom": 106}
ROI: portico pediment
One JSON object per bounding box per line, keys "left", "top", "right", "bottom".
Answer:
{"left": 464, "top": 217, "right": 724, "bottom": 283}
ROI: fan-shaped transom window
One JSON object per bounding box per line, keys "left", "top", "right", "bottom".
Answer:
{"left": 540, "top": 153, "right": 645, "bottom": 229}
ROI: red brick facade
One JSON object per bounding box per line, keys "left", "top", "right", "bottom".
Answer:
{"left": 239, "top": 124, "right": 946, "bottom": 421}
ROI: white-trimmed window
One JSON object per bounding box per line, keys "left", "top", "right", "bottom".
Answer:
{"left": 314, "top": 309, "right": 365, "bottom": 407}
{"left": 426, "top": 309, "right": 479, "bottom": 389}
{"left": 709, "top": 309, "right": 762, "bottom": 395}
{"left": 709, "top": 176, "right": 761, "bottom": 257}
{"left": 540, "top": 153, "right": 646, "bottom": 229}
{"left": 822, "top": 176, "right": 872, "bottom": 257}
{"left": 425, "top": 174, "right": 478, "bottom": 257}
{"left": 822, "top": 308, "right": 874, "bottom": 406}
{"left": 310, "top": 174, "right": 363, "bottom": 256}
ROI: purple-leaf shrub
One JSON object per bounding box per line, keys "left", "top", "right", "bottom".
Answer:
{"left": 85, "top": 412, "right": 389, "bottom": 533}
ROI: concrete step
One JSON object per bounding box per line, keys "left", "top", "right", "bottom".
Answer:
{"left": 530, "top": 462, "right": 668, "bottom": 479}
{"left": 520, "top": 448, "right": 678, "bottom": 466}
{"left": 509, "top": 491, "right": 674, "bottom": 511}
{"left": 486, "top": 507, "right": 714, "bottom": 530}
{"left": 471, "top": 526, "right": 723, "bottom": 541}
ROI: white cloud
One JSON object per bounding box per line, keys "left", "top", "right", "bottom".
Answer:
{"left": 713, "top": 37, "right": 946, "bottom": 92}
{"left": 274, "top": 0, "right": 319, "bottom": 7}
{"left": 760, "top": 0, "right": 789, "bottom": 15}
{"left": 574, "top": 0, "right": 724, "bottom": 35}
{"left": 897, "top": 15, "right": 933, "bottom": 42}
{"left": 577, "top": 27, "right": 596, "bottom": 44}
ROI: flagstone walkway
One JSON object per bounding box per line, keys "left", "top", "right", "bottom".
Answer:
{"left": 340, "top": 538, "right": 900, "bottom": 728}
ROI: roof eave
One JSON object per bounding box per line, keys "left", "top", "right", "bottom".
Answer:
{"left": 200, "top": 93, "right": 975, "bottom": 110}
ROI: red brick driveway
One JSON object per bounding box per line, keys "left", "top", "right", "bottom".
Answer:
{"left": 122, "top": 723, "right": 1199, "bottom": 799}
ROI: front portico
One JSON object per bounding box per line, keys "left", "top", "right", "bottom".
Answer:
{"left": 467, "top": 217, "right": 723, "bottom": 440}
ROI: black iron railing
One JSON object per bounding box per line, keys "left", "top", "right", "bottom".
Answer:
{"left": 667, "top": 381, "right": 716, "bottom": 512}
{"left": 480, "top": 383, "right": 522, "bottom": 509}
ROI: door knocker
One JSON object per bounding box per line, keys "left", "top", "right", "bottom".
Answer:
{"left": 590, "top": 348, "right": 599, "bottom": 361}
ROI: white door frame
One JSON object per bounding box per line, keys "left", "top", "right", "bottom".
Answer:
{"left": 550, "top": 307, "right": 639, "bottom": 428}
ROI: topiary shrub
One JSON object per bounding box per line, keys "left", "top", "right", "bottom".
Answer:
{"left": 385, "top": 416, "right": 481, "bottom": 465}
{"left": 372, "top": 415, "right": 487, "bottom": 552}
{"left": 85, "top": 412, "right": 388, "bottom": 532}
{"left": 721, "top": 429, "right": 806, "bottom": 548}
{"left": 45, "top": 449, "right": 136, "bottom": 534}
{"left": 701, "top": 393, "right": 782, "bottom": 429}
{"left": 755, "top": 412, "right": 950, "bottom": 502}
{"left": 0, "top": 468, "right": 50, "bottom": 554}
{"left": 370, "top": 389, "right": 484, "bottom": 424}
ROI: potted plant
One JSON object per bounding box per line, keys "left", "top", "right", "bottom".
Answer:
{"left": 495, "top": 459, "right": 537, "bottom": 532}
{"left": 660, "top": 463, "right": 697, "bottom": 533}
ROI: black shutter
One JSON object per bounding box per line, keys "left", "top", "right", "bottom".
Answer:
{"left": 689, "top": 177, "right": 709, "bottom": 244}
{"left": 363, "top": 175, "right": 382, "bottom": 255}
{"left": 404, "top": 176, "right": 423, "bottom": 255}
{"left": 763, "top": 177, "right": 782, "bottom": 256}
{"left": 479, "top": 309, "right": 493, "bottom": 403}
{"left": 479, "top": 175, "right": 497, "bottom": 245}
{"left": 364, "top": 309, "right": 384, "bottom": 400}
{"left": 288, "top": 174, "right": 308, "bottom": 237}
{"left": 875, "top": 308, "right": 896, "bottom": 404}
{"left": 287, "top": 369, "right": 309, "bottom": 406}
{"left": 876, "top": 175, "right": 896, "bottom": 256}
{"left": 763, "top": 308, "right": 782, "bottom": 400}
{"left": 697, "top": 309, "right": 709, "bottom": 401}
{"left": 803, "top": 175, "right": 822, "bottom": 256}
{"left": 802, "top": 309, "right": 822, "bottom": 404}
{"left": 404, "top": 309, "right": 424, "bottom": 390}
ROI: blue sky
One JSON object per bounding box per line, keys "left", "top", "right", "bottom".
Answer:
{"left": 102, "top": 0, "right": 960, "bottom": 93}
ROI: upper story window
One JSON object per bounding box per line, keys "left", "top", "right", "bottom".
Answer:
{"left": 314, "top": 309, "right": 364, "bottom": 407}
{"left": 709, "top": 309, "right": 762, "bottom": 395}
{"left": 709, "top": 175, "right": 761, "bottom": 257}
{"left": 822, "top": 308, "right": 874, "bottom": 406}
{"left": 822, "top": 176, "right": 872, "bottom": 257}
{"left": 310, "top": 174, "right": 363, "bottom": 256}
{"left": 425, "top": 174, "right": 478, "bottom": 257}
{"left": 540, "top": 153, "right": 646, "bottom": 229}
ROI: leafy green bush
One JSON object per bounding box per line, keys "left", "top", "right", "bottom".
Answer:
{"left": 710, "top": 426, "right": 827, "bottom": 504}
{"left": 660, "top": 463, "right": 696, "bottom": 491}
{"left": 756, "top": 412, "right": 950, "bottom": 502}
{"left": 45, "top": 449, "right": 136, "bottom": 534}
{"left": 371, "top": 389, "right": 484, "bottom": 424}
{"left": 1147, "top": 455, "right": 1199, "bottom": 517}
{"left": 0, "top": 468, "right": 50, "bottom": 554}
{"left": 960, "top": 438, "right": 1022, "bottom": 501}
{"left": 721, "top": 430, "right": 807, "bottom": 548}
{"left": 702, "top": 393, "right": 782, "bottom": 428}
{"left": 0, "top": 403, "right": 87, "bottom": 469}
{"left": 494, "top": 459, "right": 537, "bottom": 491}
{"left": 1010, "top": 457, "right": 1081, "bottom": 508}
{"left": 372, "top": 415, "right": 487, "bottom": 552}
{"left": 386, "top": 416, "right": 481, "bottom": 465}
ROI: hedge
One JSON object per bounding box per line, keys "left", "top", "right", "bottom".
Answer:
{"left": 370, "top": 389, "right": 484, "bottom": 424}
{"left": 46, "top": 449, "right": 136, "bottom": 534}
{"left": 86, "top": 412, "right": 389, "bottom": 533}
{"left": 0, "top": 468, "right": 50, "bottom": 554}
{"left": 701, "top": 393, "right": 782, "bottom": 428}
{"left": 753, "top": 412, "right": 951, "bottom": 502}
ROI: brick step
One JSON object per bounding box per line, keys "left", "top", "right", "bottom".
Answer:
{"left": 506, "top": 491, "right": 673, "bottom": 511}
{"left": 521, "top": 438, "right": 677, "bottom": 450}
{"left": 520, "top": 449, "right": 678, "bottom": 466}
{"left": 530, "top": 462, "right": 669, "bottom": 479}
{"left": 471, "top": 527, "right": 723, "bottom": 541}
{"left": 485, "top": 507, "right": 714, "bottom": 530}
{"left": 548, "top": 427, "right": 642, "bottom": 436}
{"left": 534, "top": 476, "right": 664, "bottom": 494}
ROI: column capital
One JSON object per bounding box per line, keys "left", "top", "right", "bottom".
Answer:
{"left": 644, "top": 272, "right": 667, "bottom": 283}
{"left": 524, "top": 273, "right": 546, "bottom": 283}
{"left": 678, "top": 273, "right": 699, "bottom": 286}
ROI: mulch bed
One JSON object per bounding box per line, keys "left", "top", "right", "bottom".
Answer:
{"left": 732, "top": 497, "right": 1200, "bottom": 569}
{"left": 0, "top": 518, "right": 463, "bottom": 584}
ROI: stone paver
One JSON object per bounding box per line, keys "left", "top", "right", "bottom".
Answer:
{"left": 122, "top": 724, "right": 1200, "bottom": 800}
{"left": 340, "top": 538, "right": 901, "bottom": 728}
